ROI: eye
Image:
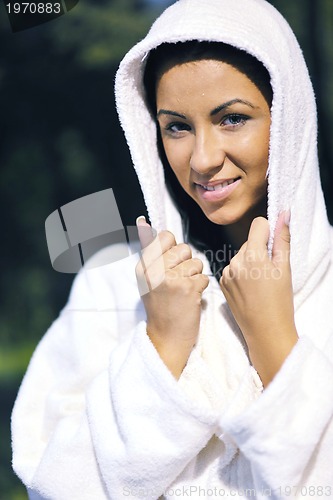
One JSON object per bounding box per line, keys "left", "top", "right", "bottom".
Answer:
{"left": 164, "top": 122, "right": 191, "bottom": 135}
{"left": 221, "top": 114, "right": 249, "bottom": 128}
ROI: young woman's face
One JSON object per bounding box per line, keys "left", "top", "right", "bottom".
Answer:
{"left": 156, "top": 59, "right": 271, "bottom": 226}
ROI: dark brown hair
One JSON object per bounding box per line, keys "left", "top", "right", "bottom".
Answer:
{"left": 144, "top": 41, "right": 273, "bottom": 114}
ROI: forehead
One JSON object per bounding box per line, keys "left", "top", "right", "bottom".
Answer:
{"left": 156, "top": 59, "right": 267, "bottom": 109}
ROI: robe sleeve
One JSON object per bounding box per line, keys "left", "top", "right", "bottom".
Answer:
{"left": 11, "top": 262, "right": 220, "bottom": 500}
{"left": 221, "top": 334, "right": 333, "bottom": 496}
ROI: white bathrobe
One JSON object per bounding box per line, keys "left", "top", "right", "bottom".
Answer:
{"left": 12, "top": 0, "right": 333, "bottom": 498}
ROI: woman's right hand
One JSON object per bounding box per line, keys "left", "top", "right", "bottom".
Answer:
{"left": 135, "top": 217, "right": 209, "bottom": 378}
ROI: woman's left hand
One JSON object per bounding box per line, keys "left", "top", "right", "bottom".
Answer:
{"left": 220, "top": 211, "right": 298, "bottom": 387}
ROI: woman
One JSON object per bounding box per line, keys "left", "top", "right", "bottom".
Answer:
{"left": 12, "top": 0, "right": 333, "bottom": 498}
{"left": 137, "top": 39, "right": 296, "bottom": 387}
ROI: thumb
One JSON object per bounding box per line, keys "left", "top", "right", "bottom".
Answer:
{"left": 272, "top": 210, "right": 291, "bottom": 265}
{"left": 136, "top": 215, "right": 155, "bottom": 249}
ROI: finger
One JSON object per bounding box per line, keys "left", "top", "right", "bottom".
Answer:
{"left": 147, "top": 251, "right": 198, "bottom": 288}
{"left": 145, "top": 255, "right": 205, "bottom": 293}
{"left": 136, "top": 230, "right": 177, "bottom": 292}
{"left": 188, "top": 273, "right": 210, "bottom": 294}
{"left": 237, "top": 240, "right": 247, "bottom": 256}
{"left": 220, "top": 264, "right": 231, "bottom": 288}
{"left": 136, "top": 216, "right": 155, "bottom": 249}
{"left": 219, "top": 271, "right": 231, "bottom": 299}
{"left": 228, "top": 240, "right": 246, "bottom": 264}
{"left": 164, "top": 243, "right": 192, "bottom": 270}
{"left": 138, "top": 230, "right": 176, "bottom": 270}
{"left": 172, "top": 257, "right": 203, "bottom": 277}
{"left": 245, "top": 217, "right": 270, "bottom": 258}
{"left": 272, "top": 210, "right": 291, "bottom": 266}
{"left": 220, "top": 259, "right": 243, "bottom": 288}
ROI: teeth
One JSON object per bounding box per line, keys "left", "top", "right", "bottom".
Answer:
{"left": 201, "top": 179, "right": 236, "bottom": 191}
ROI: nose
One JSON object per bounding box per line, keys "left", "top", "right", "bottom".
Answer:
{"left": 190, "top": 128, "right": 226, "bottom": 175}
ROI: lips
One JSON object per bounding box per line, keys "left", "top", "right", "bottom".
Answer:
{"left": 195, "top": 177, "right": 241, "bottom": 202}
{"left": 196, "top": 178, "right": 239, "bottom": 191}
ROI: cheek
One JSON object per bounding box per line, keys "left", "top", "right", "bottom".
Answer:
{"left": 162, "top": 140, "right": 190, "bottom": 178}
{"left": 258, "top": 124, "right": 271, "bottom": 164}
{"left": 238, "top": 129, "right": 270, "bottom": 178}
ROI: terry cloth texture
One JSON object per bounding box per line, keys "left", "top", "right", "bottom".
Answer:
{"left": 12, "top": 0, "right": 333, "bottom": 499}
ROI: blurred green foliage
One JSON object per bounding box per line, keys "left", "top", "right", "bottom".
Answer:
{"left": 0, "top": 1, "right": 159, "bottom": 496}
{"left": 0, "top": 0, "right": 332, "bottom": 497}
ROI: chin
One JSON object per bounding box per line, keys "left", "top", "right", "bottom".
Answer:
{"left": 201, "top": 205, "right": 245, "bottom": 226}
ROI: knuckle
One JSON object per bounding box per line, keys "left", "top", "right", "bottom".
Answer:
{"left": 281, "top": 233, "right": 291, "bottom": 245}
{"left": 192, "top": 257, "right": 203, "bottom": 271}
{"left": 183, "top": 281, "right": 194, "bottom": 295}
{"left": 228, "top": 258, "right": 239, "bottom": 273}
{"left": 229, "top": 254, "right": 236, "bottom": 266}
{"left": 244, "top": 248, "right": 257, "bottom": 262}
{"left": 186, "top": 260, "right": 202, "bottom": 276}
{"left": 165, "top": 267, "right": 178, "bottom": 282}
{"left": 177, "top": 243, "right": 192, "bottom": 259}
{"left": 160, "top": 230, "right": 176, "bottom": 246}
{"left": 221, "top": 266, "right": 230, "bottom": 284}
{"left": 191, "top": 273, "right": 209, "bottom": 289}
{"left": 202, "top": 274, "right": 209, "bottom": 287}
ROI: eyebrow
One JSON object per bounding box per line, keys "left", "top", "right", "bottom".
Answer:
{"left": 210, "top": 99, "right": 256, "bottom": 116}
{"left": 157, "top": 98, "right": 256, "bottom": 120}
{"left": 156, "top": 109, "right": 187, "bottom": 119}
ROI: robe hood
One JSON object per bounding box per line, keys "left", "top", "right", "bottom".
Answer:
{"left": 115, "top": 0, "right": 332, "bottom": 307}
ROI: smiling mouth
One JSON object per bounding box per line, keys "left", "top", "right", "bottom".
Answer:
{"left": 195, "top": 178, "right": 241, "bottom": 191}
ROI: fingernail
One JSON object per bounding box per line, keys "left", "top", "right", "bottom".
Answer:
{"left": 136, "top": 215, "right": 147, "bottom": 226}
{"left": 284, "top": 209, "right": 291, "bottom": 227}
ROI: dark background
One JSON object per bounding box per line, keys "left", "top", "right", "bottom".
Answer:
{"left": 1, "top": 0, "right": 332, "bottom": 497}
